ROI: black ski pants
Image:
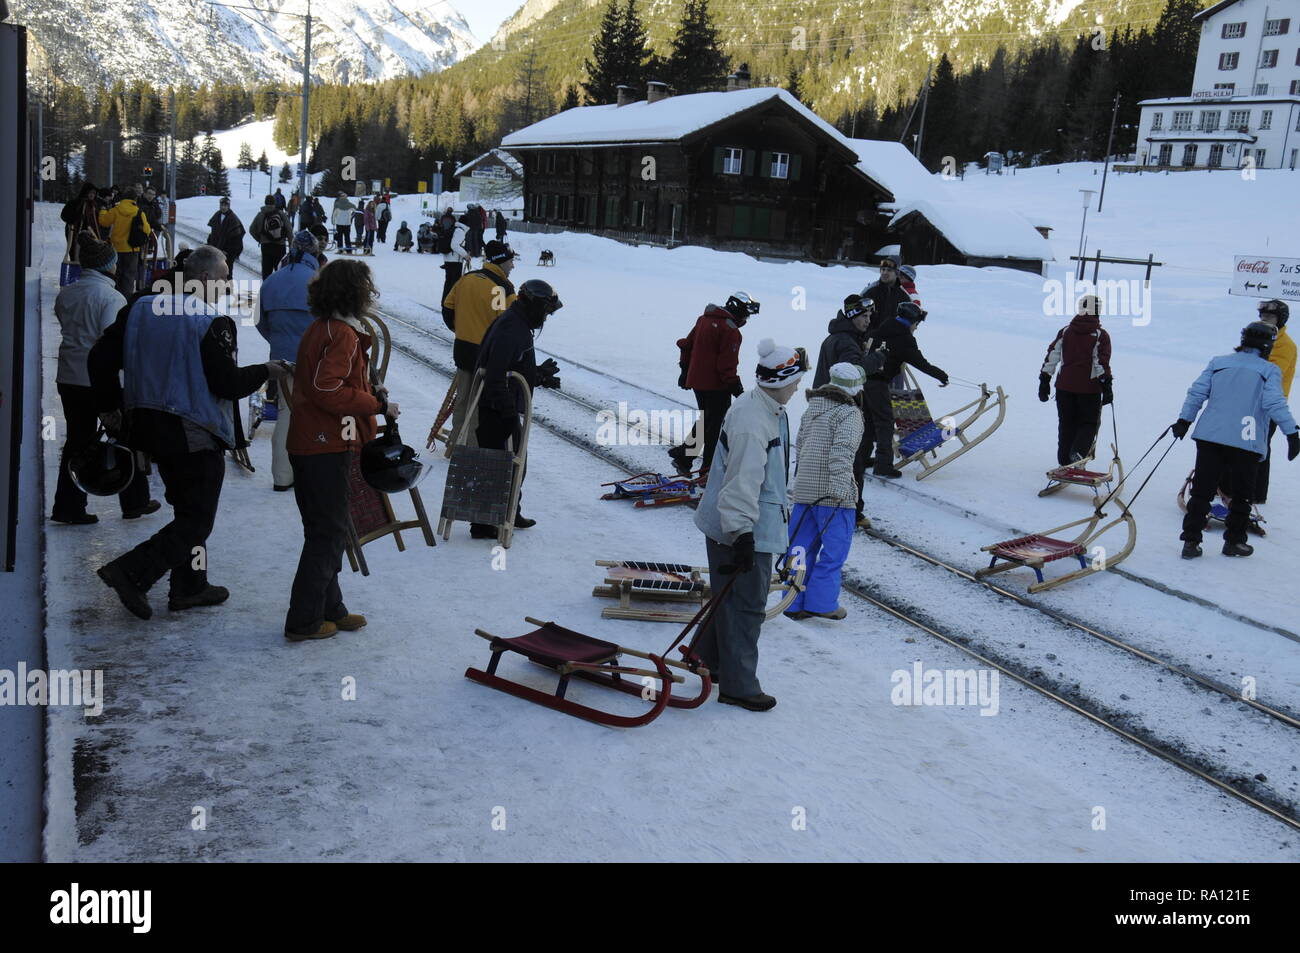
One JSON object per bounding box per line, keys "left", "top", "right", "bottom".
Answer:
{"left": 260, "top": 242, "right": 285, "bottom": 280}
{"left": 1253, "top": 420, "right": 1279, "bottom": 503}
{"left": 53, "top": 382, "right": 151, "bottom": 518}
{"left": 1182, "top": 439, "right": 1259, "bottom": 545}
{"left": 860, "top": 379, "right": 896, "bottom": 473}
{"left": 1055, "top": 390, "right": 1103, "bottom": 466}
{"left": 285, "top": 451, "right": 351, "bottom": 634}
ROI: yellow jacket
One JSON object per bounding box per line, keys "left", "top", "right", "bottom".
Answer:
{"left": 443, "top": 263, "right": 516, "bottom": 346}
{"left": 97, "top": 199, "right": 151, "bottom": 253}
{"left": 1271, "top": 326, "right": 1296, "bottom": 397}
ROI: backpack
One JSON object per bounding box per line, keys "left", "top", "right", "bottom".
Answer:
{"left": 127, "top": 207, "right": 148, "bottom": 250}
{"left": 264, "top": 210, "right": 285, "bottom": 242}
{"left": 380, "top": 205, "right": 391, "bottom": 222}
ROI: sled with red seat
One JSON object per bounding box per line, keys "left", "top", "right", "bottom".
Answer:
{"left": 591, "top": 557, "right": 805, "bottom": 622}
{"left": 890, "top": 366, "right": 1007, "bottom": 480}
{"left": 1039, "top": 444, "right": 1121, "bottom": 498}
{"left": 599, "top": 471, "right": 706, "bottom": 508}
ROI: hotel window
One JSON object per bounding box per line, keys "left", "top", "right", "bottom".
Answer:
{"left": 1293, "top": 79, "right": 1300, "bottom": 94}
{"left": 1221, "top": 22, "right": 1246, "bottom": 39}
{"left": 1260, "top": 110, "right": 1273, "bottom": 130}
{"left": 1255, "top": 149, "right": 1267, "bottom": 165}
{"left": 1198, "top": 110, "right": 1220, "bottom": 131}
{"left": 1228, "top": 109, "right": 1250, "bottom": 129}
{"left": 1181, "top": 143, "right": 1198, "bottom": 167}
{"left": 1213, "top": 82, "right": 1235, "bottom": 91}
{"left": 769, "top": 152, "right": 790, "bottom": 179}
{"left": 1151, "top": 112, "right": 1163, "bottom": 130}
{"left": 1263, "top": 18, "right": 1289, "bottom": 36}
{"left": 1171, "top": 110, "right": 1193, "bottom": 130}
{"left": 1219, "top": 51, "right": 1239, "bottom": 70}
{"left": 722, "top": 147, "right": 743, "bottom": 175}
{"left": 1260, "top": 49, "right": 1278, "bottom": 68}
{"left": 1208, "top": 143, "right": 1224, "bottom": 168}
{"left": 1255, "top": 83, "right": 1270, "bottom": 94}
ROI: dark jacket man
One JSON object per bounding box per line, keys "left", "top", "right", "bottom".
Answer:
{"left": 249, "top": 197, "right": 289, "bottom": 279}
{"left": 206, "top": 201, "right": 245, "bottom": 272}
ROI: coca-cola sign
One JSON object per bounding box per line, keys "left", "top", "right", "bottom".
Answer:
{"left": 1230, "top": 255, "right": 1300, "bottom": 300}
{"left": 1236, "top": 259, "right": 1270, "bottom": 273}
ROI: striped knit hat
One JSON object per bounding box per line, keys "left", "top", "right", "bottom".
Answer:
{"left": 828, "top": 361, "right": 866, "bottom": 396}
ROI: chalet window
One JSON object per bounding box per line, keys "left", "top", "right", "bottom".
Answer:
{"left": 1263, "top": 18, "right": 1288, "bottom": 36}
{"left": 1171, "top": 111, "right": 1192, "bottom": 130}
{"left": 1228, "top": 109, "right": 1250, "bottom": 129}
{"left": 722, "top": 147, "right": 743, "bottom": 175}
{"left": 1260, "top": 49, "right": 1278, "bottom": 68}
{"left": 1181, "top": 143, "right": 1198, "bottom": 167}
{"left": 1260, "top": 109, "right": 1272, "bottom": 130}
{"left": 1221, "top": 22, "right": 1246, "bottom": 39}
{"left": 545, "top": 154, "right": 556, "bottom": 174}
{"left": 1198, "top": 110, "right": 1219, "bottom": 131}
{"left": 1208, "top": 143, "right": 1224, "bottom": 168}
{"left": 630, "top": 200, "right": 647, "bottom": 228}
{"left": 605, "top": 196, "right": 619, "bottom": 226}
{"left": 1218, "top": 51, "right": 1239, "bottom": 70}
{"left": 1255, "top": 148, "right": 1266, "bottom": 165}
{"left": 1150, "top": 112, "right": 1163, "bottom": 130}
{"left": 769, "top": 152, "right": 790, "bottom": 179}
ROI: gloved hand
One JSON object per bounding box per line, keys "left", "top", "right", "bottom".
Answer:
{"left": 1038, "top": 373, "right": 1051, "bottom": 403}
{"left": 935, "top": 370, "right": 949, "bottom": 387}
{"left": 1100, "top": 375, "right": 1114, "bottom": 406}
{"left": 1288, "top": 431, "right": 1300, "bottom": 461}
{"left": 1171, "top": 419, "right": 1191, "bottom": 439}
{"left": 730, "top": 380, "right": 744, "bottom": 398}
{"left": 678, "top": 368, "right": 690, "bottom": 390}
{"left": 537, "top": 357, "right": 561, "bottom": 390}
{"left": 722, "top": 532, "right": 755, "bottom": 574}
{"left": 98, "top": 410, "right": 123, "bottom": 436}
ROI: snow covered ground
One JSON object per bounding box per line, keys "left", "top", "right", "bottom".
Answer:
{"left": 32, "top": 159, "right": 1300, "bottom": 861}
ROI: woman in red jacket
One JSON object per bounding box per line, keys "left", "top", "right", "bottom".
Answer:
{"left": 284, "top": 259, "right": 401, "bottom": 641}
{"left": 1039, "top": 295, "right": 1114, "bottom": 466}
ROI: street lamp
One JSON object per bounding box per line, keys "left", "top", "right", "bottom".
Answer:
{"left": 1077, "top": 189, "right": 1096, "bottom": 280}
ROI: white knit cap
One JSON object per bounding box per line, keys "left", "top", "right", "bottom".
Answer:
{"left": 828, "top": 361, "right": 866, "bottom": 396}
{"left": 755, "top": 338, "right": 805, "bottom": 389}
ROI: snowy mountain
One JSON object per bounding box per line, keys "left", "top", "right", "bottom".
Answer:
{"left": 13, "top": 0, "right": 479, "bottom": 89}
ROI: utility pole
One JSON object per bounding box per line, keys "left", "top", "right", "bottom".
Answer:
{"left": 297, "top": 0, "right": 312, "bottom": 214}
{"left": 1097, "top": 92, "right": 1121, "bottom": 212}
{"left": 168, "top": 87, "right": 177, "bottom": 253}
{"left": 35, "top": 98, "right": 43, "bottom": 202}
{"left": 105, "top": 139, "right": 114, "bottom": 186}
{"left": 914, "top": 63, "right": 932, "bottom": 160}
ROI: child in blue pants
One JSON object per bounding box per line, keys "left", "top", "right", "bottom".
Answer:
{"left": 786, "top": 504, "right": 856, "bottom": 616}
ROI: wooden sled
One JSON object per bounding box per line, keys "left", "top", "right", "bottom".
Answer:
{"left": 890, "top": 366, "right": 1007, "bottom": 481}
{"left": 591, "top": 558, "right": 805, "bottom": 623}
{"left": 465, "top": 577, "right": 737, "bottom": 728}
{"left": 1039, "top": 444, "right": 1121, "bottom": 498}
{"left": 437, "top": 370, "right": 531, "bottom": 548}
{"left": 426, "top": 377, "right": 456, "bottom": 455}
{"left": 1176, "top": 469, "right": 1266, "bottom": 537}
{"left": 600, "top": 471, "right": 706, "bottom": 508}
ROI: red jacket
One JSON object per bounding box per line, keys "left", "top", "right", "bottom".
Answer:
{"left": 287, "top": 316, "right": 383, "bottom": 454}
{"left": 1041, "top": 313, "right": 1112, "bottom": 394}
{"left": 678, "top": 305, "right": 743, "bottom": 391}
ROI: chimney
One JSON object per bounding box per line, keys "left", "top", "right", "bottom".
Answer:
{"left": 726, "top": 63, "right": 751, "bottom": 91}
{"left": 616, "top": 84, "right": 634, "bottom": 107}
{"left": 646, "top": 81, "right": 669, "bottom": 103}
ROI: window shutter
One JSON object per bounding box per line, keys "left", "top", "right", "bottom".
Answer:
{"left": 713, "top": 148, "right": 725, "bottom": 174}
{"left": 716, "top": 204, "right": 733, "bottom": 236}
{"left": 759, "top": 152, "right": 771, "bottom": 178}
{"left": 790, "top": 154, "right": 802, "bottom": 181}
{"left": 733, "top": 205, "right": 752, "bottom": 237}
{"left": 1280, "top": 18, "right": 1290, "bottom": 33}
{"left": 742, "top": 150, "right": 755, "bottom": 176}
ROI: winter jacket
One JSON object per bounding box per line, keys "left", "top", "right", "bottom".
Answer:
{"left": 61, "top": 192, "right": 99, "bottom": 232}
{"left": 1270, "top": 327, "right": 1296, "bottom": 397}
{"left": 443, "top": 221, "right": 470, "bottom": 263}
{"left": 273, "top": 192, "right": 286, "bottom": 210}
{"left": 287, "top": 315, "right": 383, "bottom": 455}
{"left": 54, "top": 269, "right": 126, "bottom": 387}
{"left": 443, "top": 262, "right": 517, "bottom": 370}
{"left": 868, "top": 315, "right": 946, "bottom": 383}
{"left": 813, "top": 312, "right": 870, "bottom": 388}
{"left": 475, "top": 302, "right": 538, "bottom": 415}
{"left": 205, "top": 210, "right": 245, "bottom": 259}
{"left": 791, "top": 386, "right": 864, "bottom": 508}
{"left": 1041, "top": 313, "right": 1111, "bottom": 394}
{"left": 678, "top": 305, "right": 743, "bottom": 391}
{"left": 139, "top": 197, "right": 164, "bottom": 232}
{"left": 394, "top": 225, "right": 413, "bottom": 249}
{"left": 98, "top": 199, "right": 151, "bottom": 253}
{"left": 255, "top": 252, "right": 320, "bottom": 362}
{"left": 330, "top": 197, "right": 355, "bottom": 227}
{"left": 1178, "top": 349, "right": 1298, "bottom": 457}
{"left": 460, "top": 212, "right": 485, "bottom": 256}
{"left": 694, "top": 387, "right": 791, "bottom": 555}
{"left": 364, "top": 206, "right": 377, "bottom": 231}
{"left": 249, "top": 203, "right": 288, "bottom": 246}
{"left": 860, "top": 279, "right": 912, "bottom": 331}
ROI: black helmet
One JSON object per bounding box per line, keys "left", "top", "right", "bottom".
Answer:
{"left": 1258, "top": 299, "right": 1289, "bottom": 328}
{"left": 70, "top": 431, "right": 135, "bottom": 496}
{"left": 725, "top": 292, "right": 760, "bottom": 321}
{"left": 897, "top": 301, "right": 927, "bottom": 323}
{"left": 360, "top": 421, "right": 430, "bottom": 494}
{"left": 1239, "top": 321, "right": 1277, "bottom": 358}
{"left": 519, "top": 279, "right": 562, "bottom": 317}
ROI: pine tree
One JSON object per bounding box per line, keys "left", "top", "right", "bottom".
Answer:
{"left": 582, "top": 0, "right": 626, "bottom": 104}
{"left": 257, "top": 149, "right": 270, "bottom": 173}
{"left": 615, "top": 0, "right": 651, "bottom": 94}
{"left": 279, "top": 161, "right": 293, "bottom": 183}
{"left": 561, "top": 85, "right": 581, "bottom": 111}
{"left": 202, "top": 132, "right": 229, "bottom": 196}
{"left": 237, "top": 141, "right": 254, "bottom": 171}
{"left": 503, "top": 45, "right": 547, "bottom": 132}
{"left": 666, "top": 0, "right": 730, "bottom": 93}
{"left": 786, "top": 64, "right": 803, "bottom": 103}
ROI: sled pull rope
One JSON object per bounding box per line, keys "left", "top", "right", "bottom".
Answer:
{"left": 667, "top": 573, "right": 740, "bottom": 663}
{"left": 1097, "top": 426, "right": 1174, "bottom": 510}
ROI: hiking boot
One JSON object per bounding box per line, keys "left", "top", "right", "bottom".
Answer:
{"left": 469, "top": 523, "right": 498, "bottom": 539}
{"left": 718, "top": 691, "right": 777, "bottom": 712}
{"left": 808, "top": 607, "right": 848, "bottom": 620}
{"left": 285, "top": 621, "right": 339, "bottom": 642}
{"left": 97, "top": 560, "right": 152, "bottom": 620}
{"left": 168, "top": 585, "right": 230, "bottom": 612}
{"left": 856, "top": 514, "right": 872, "bottom": 530}
{"left": 1180, "top": 542, "right": 1203, "bottom": 559}
{"left": 51, "top": 510, "right": 98, "bottom": 525}
{"left": 784, "top": 610, "right": 811, "bottom": 621}
{"left": 1222, "top": 541, "right": 1254, "bottom": 557}
{"left": 513, "top": 513, "right": 536, "bottom": 529}
{"left": 667, "top": 445, "right": 694, "bottom": 476}
{"left": 873, "top": 467, "right": 903, "bottom": 479}
{"left": 330, "top": 613, "right": 367, "bottom": 631}
{"left": 273, "top": 484, "right": 294, "bottom": 492}
{"left": 122, "top": 499, "right": 161, "bottom": 519}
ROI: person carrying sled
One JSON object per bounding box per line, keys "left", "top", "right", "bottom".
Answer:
{"left": 1253, "top": 299, "right": 1295, "bottom": 506}
{"left": 860, "top": 255, "right": 912, "bottom": 332}
{"left": 669, "top": 292, "right": 760, "bottom": 476}
{"left": 813, "top": 293, "right": 876, "bottom": 524}
{"left": 469, "top": 279, "right": 563, "bottom": 539}
{"left": 784, "top": 362, "right": 867, "bottom": 621}
{"left": 61, "top": 182, "right": 101, "bottom": 257}
{"left": 1173, "top": 321, "right": 1299, "bottom": 559}
{"left": 1039, "top": 294, "right": 1113, "bottom": 466}
{"left": 693, "top": 339, "right": 806, "bottom": 712}
{"left": 249, "top": 194, "right": 289, "bottom": 279}
{"left": 863, "top": 300, "right": 948, "bottom": 478}
{"left": 394, "top": 221, "right": 413, "bottom": 252}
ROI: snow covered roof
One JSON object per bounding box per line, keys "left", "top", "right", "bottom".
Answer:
{"left": 891, "top": 199, "right": 1054, "bottom": 263}
{"left": 845, "top": 138, "right": 938, "bottom": 207}
{"left": 454, "top": 148, "right": 523, "bottom": 178}
{"left": 1139, "top": 95, "right": 1300, "bottom": 106}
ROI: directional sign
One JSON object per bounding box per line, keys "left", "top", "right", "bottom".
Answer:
{"left": 1230, "top": 255, "right": 1300, "bottom": 300}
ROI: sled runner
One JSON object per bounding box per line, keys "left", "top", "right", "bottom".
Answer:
{"left": 591, "top": 558, "right": 805, "bottom": 622}
{"left": 465, "top": 576, "right": 737, "bottom": 728}
{"left": 426, "top": 378, "right": 457, "bottom": 455}
{"left": 437, "top": 370, "right": 531, "bottom": 547}
{"left": 890, "top": 366, "right": 1006, "bottom": 480}
{"left": 1176, "top": 469, "right": 1267, "bottom": 537}
{"left": 537, "top": 249, "right": 556, "bottom": 266}
{"left": 600, "top": 471, "right": 706, "bottom": 508}
{"left": 1038, "top": 444, "right": 1121, "bottom": 498}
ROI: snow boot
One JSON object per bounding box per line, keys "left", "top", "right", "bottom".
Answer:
{"left": 513, "top": 513, "right": 536, "bottom": 529}
{"left": 470, "top": 523, "right": 498, "bottom": 539}
{"left": 51, "top": 510, "right": 98, "bottom": 525}
{"left": 718, "top": 691, "right": 777, "bottom": 712}
{"left": 808, "top": 607, "right": 848, "bottom": 620}
{"left": 667, "top": 444, "right": 694, "bottom": 476}
{"left": 122, "top": 499, "right": 161, "bottom": 519}
{"left": 856, "top": 513, "right": 872, "bottom": 530}
{"left": 1180, "top": 542, "right": 1203, "bottom": 559}
{"left": 330, "top": 613, "right": 367, "bottom": 631}
{"left": 873, "top": 466, "right": 903, "bottom": 479}
{"left": 97, "top": 560, "right": 152, "bottom": 620}
{"left": 168, "top": 584, "right": 231, "bottom": 612}
{"left": 1222, "top": 540, "right": 1254, "bottom": 557}
{"left": 784, "top": 610, "right": 811, "bottom": 621}
{"left": 285, "top": 621, "right": 338, "bottom": 642}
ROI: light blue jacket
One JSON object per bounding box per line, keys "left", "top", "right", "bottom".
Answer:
{"left": 255, "top": 252, "right": 319, "bottom": 362}
{"left": 694, "top": 387, "right": 791, "bottom": 554}
{"left": 1179, "top": 349, "right": 1297, "bottom": 458}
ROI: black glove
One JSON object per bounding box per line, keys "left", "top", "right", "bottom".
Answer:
{"left": 1100, "top": 376, "right": 1113, "bottom": 406}
{"left": 730, "top": 380, "right": 744, "bottom": 398}
{"left": 935, "top": 370, "right": 949, "bottom": 387}
{"left": 1288, "top": 431, "right": 1300, "bottom": 461}
{"left": 1171, "top": 419, "right": 1191, "bottom": 440}
{"left": 1038, "top": 373, "right": 1051, "bottom": 403}
{"left": 537, "top": 357, "right": 561, "bottom": 390}
{"left": 722, "top": 532, "right": 755, "bottom": 574}
{"left": 678, "top": 368, "right": 689, "bottom": 390}
{"left": 441, "top": 307, "right": 455, "bottom": 332}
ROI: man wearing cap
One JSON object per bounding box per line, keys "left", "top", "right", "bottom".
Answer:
{"left": 860, "top": 256, "right": 913, "bottom": 332}
{"left": 255, "top": 230, "right": 323, "bottom": 490}
{"left": 442, "top": 240, "right": 518, "bottom": 447}
{"left": 693, "top": 338, "right": 806, "bottom": 712}
{"left": 814, "top": 293, "right": 876, "bottom": 524}
{"left": 785, "top": 362, "right": 866, "bottom": 620}
{"left": 50, "top": 233, "right": 158, "bottom": 524}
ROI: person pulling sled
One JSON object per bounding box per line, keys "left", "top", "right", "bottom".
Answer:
{"left": 1039, "top": 295, "right": 1113, "bottom": 466}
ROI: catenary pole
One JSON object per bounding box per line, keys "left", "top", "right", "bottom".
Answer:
{"left": 297, "top": 0, "right": 312, "bottom": 215}
{"left": 1098, "top": 92, "right": 1120, "bottom": 213}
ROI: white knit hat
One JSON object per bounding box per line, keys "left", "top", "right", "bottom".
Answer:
{"left": 755, "top": 338, "right": 806, "bottom": 389}
{"left": 828, "top": 361, "right": 866, "bottom": 396}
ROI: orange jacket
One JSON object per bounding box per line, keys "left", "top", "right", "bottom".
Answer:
{"left": 287, "top": 316, "right": 383, "bottom": 455}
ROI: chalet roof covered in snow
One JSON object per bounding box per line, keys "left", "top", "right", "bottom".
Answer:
{"left": 891, "top": 199, "right": 1054, "bottom": 263}
{"left": 454, "top": 148, "right": 523, "bottom": 178}
{"left": 846, "top": 138, "right": 940, "bottom": 207}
